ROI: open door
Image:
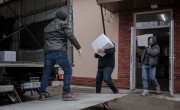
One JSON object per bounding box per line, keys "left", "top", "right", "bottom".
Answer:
{"left": 169, "top": 20, "right": 174, "bottom": 97}
{"left": 130, "top": 27, "right": 136, "bottom": 90}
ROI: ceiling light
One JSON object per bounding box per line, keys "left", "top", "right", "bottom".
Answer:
{"left": 151, "top": 3, "right": 158, "bottom": 9}
{"left": 161, "top": 14, "right": 166, "bottom": 21}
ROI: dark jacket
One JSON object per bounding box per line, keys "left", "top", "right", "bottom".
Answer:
{"left": 94, "top": 46, "right": 115, "bottom": 69}
{"left": 44, "top": 10, "right": 81, "bottom": 53}
{"left": 141, "top": 36, "right": 160, "bottom": 66}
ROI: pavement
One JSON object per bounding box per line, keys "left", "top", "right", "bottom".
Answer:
{"left": 1, "top": 85, "right": 180, "bottom": 110}
{"left": 72, "top": 86, "right": 180, "bottom": 110}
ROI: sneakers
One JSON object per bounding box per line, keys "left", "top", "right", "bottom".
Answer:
{"left": 140, "top": 89, "right": 149, "bottom": 96}
{"left": 39, "top": 94, "right": 46, "bottom": 101}
{"left": 39, "top": 92, "right": 50, "bottom": 101}
{"left": 156, "top": 85, "right": 161, "bottom": 94}
{"left": 114, "top": 89, "right": 119, "bottom": 94}
{"left": 62, "top": 93, "right": 76, "bottom": 101}
{"left": 103, "top": 101, "right": 109, "bottom": 109}
{"left": 113, "top": 89, "right": 119, "bottom": 101}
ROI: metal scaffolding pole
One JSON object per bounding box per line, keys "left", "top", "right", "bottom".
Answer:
{"left": 2, "top": 0, "right": 42, "bottom": 48}
{"left": 0, "top": 26, "right": 27, "bottom": 42}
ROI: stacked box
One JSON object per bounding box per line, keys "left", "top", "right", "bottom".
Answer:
{"left": 136, "top": 34, "right": 153, "bottom": 47}
{"left": 91, "top": 34, "right": 114, "bottom": 57}
{"left": 0, "top": 51, "right": 16, "bottom": 61}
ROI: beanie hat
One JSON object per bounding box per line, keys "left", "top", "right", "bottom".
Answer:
{"left": 55, "top": 10, "right": 67, "bottom": 21}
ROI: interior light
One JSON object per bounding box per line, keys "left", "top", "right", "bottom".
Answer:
{"left": 161, "top": 14, "right": 166, "bottom": 21}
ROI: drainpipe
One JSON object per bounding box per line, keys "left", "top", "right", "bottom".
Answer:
{"left": 100, "top": 4, "right": 106, "bottom": 35}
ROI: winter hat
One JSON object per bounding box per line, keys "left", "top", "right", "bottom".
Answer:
{"left": 55, "top": 9, "right": 67, "bottom": 21}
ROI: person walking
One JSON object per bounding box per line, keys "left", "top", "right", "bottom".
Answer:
{"left": 94, "top": 42, "right": 119, "bottom": 108}
{"left": 141, "top": 36, "right": 160, "bottom": 96}
{"left": 39, "top": 9, "right": 82, "bottom": 101}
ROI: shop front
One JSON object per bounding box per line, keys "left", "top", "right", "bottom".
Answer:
{"left": 97, "top": 0, "right": 180, "bottom": 96}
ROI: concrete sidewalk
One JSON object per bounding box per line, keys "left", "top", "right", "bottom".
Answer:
{"left": 72, "top": 85, "right": 180, "bottom": 110}
{"left": 83, "top": 93, "right": 180, "bottom": 110}
{"left": 69, "top": 85, "right": 180, "bottom": 102}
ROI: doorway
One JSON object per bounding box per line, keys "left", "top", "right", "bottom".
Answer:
{"left": 136, "top": 28, "right": 169, "bottom": 91}
{"left": 130, "top": 10, "right": 173, "bottom": 94}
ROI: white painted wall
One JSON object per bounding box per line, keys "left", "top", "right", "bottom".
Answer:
{"left": 72, "top": 0, "right": 119, "bottom": 79}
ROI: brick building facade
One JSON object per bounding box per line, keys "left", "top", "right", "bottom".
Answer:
{"left": 71, "top": 0, "right": 180, "bottom": 94}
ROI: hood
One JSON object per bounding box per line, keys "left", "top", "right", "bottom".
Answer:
{"left": 55, "top": 10, "right": 67, "bottom": 21}
{"left": 148, "top": 36, "right": 157, "bottom": 47}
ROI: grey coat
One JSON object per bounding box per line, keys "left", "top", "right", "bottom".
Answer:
{"left": 141, "top": 37, "right": 160, "bottom": 66}
{"left": 43, "top": 10, "right": 81, "bottom": 53}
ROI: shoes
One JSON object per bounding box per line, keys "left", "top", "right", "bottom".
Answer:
{"left": 156, "top": 85, "right": 161, "bottom": 94}
{"left": 39, "top": 94, "right": 46, "bottom": 101}
{"left": 62, "top": 93, "right": 76, "bottom": 101}
{"left": 113, "top": 89, "right": 119, "bottom": 101}
{"left": 140, "top": 90, "right": 149, "bottom": 96}
{"left": 103, "top": 101, "right": 109, "bottom": 109}
{"left": 114, "top": 89, "right": 119, "bottom": 94}
{"left": 39, "top": 92, "right": 50, "bottom": 101}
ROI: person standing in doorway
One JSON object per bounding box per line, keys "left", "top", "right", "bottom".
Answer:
{"left": 141, "top": 36, "right": 160, "bottom": 96}
{"left": 39, "top": 9, "right": 82, "bottom": 101}
{"left": 95, "top": 42, "right": 119, "bottom": 108}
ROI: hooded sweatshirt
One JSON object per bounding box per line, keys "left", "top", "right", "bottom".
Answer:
{"left": 141, "top": 36, "right": 160, "bottom": 66}
{"left": 94, "top": 43, "right": 115, "bottom": 69}
{"left": 43, "top": 9, "right": 81, "bottom": 53}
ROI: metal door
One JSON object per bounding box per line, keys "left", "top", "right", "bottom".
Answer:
{"left": 169, "top": 20, "right": 174, "bottom": 97}
{"left": 130, "top": 27, "right": 136, "bottom": 90}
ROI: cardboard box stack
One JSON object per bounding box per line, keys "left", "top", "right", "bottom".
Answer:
{"left": 0, "top": 51, "right": 16, "bottom": 61}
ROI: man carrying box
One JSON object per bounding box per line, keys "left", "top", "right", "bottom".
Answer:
{"left": 94, "top": 40, "right": 119, "bottom": 108}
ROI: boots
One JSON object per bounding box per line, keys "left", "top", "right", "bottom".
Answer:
{"left": 141, "top": 89, "right": 149, "bottom": 96}
{"left": 156, "top": 85, "right": 161, "bottom": 94}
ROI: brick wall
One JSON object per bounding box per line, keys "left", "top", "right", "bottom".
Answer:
{"left": 117, "top": 11, "right": 133, "bottom": 88}
{"left": 71, "top": 77, "right": 115, "bottom": 87}
{"left": 173, "top": 6, "right": 180, "bottom": 93}
{"left": 71, "top": 77, "right": 95, "bottom": 86}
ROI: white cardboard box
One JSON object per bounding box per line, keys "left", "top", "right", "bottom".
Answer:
{"left": 91, "top": 34, "right": 114, "bottom": 57}
{"left": 0, "top": 51, "right": 16, "bottom": 61}
{"left": 137, "top": 34, "right": 153, "bottom": 47}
